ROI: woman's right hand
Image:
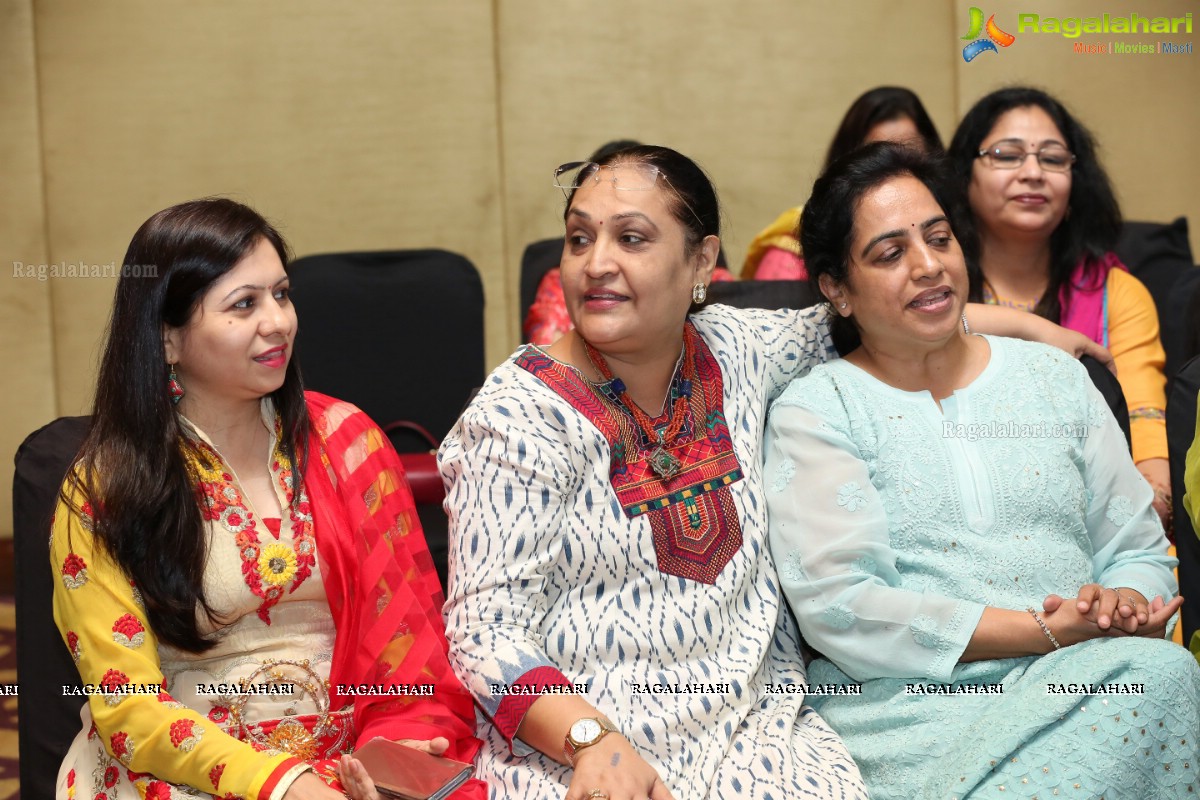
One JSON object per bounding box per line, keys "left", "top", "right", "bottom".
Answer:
{"left": 284, "top": 771, "right": 353, "bottom": 800}
{"left": 1039, "top": 594, "right": 1115, "bottom": 647}
{"left": 567, "top": 733, "right": 675, "bottom": 800}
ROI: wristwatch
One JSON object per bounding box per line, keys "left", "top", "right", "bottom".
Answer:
{"left": 563, "top": 717, "right": 618, "bottom": 766}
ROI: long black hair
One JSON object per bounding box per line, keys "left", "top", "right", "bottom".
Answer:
{"left": 801, "top": 142, "right": 963, "bottom": 355}
{"left": 947, "top": 86, "right": 1122, "bottom": 322}
{"left": 67, "top": 198, "right": 309, "bottom": 652}
{"left": 824, "top": 86, "right": 944, "bottom": 168}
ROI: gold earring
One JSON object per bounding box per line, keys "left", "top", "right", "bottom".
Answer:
{"left": 692, "top": 283, "right": 707, "bottom": 304}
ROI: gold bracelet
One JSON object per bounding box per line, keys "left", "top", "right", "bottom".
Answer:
{"left": 1027, "top": 608, "right": 1061, "bottom": 651}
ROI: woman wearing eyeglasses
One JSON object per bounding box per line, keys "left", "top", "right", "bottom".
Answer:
{"left": 439, "top": 144, "right": 1114, "bottom": 800}
{"left": 948, "top": 87, "right": 1172, "bottom": 530}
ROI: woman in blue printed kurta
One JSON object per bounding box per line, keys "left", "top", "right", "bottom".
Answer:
{"left": 765, "top": 142, "right": 1200, "bottom": 799}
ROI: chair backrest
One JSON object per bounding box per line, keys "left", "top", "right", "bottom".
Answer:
{"left": 13, "top": 416, "right": 90, "bottom": 800}
{"left": 289, "top": 249, "right": 482, "bottom": 589}
{"left": 1116, "top": 217, "right": 1199, "bottom": 384}
{"left": 289, "top": 249, "right": 485, "bottom": 445}
{"left": 1167, "top": 354, "right": 1200, "bottom": 645}
{"left": 705, "top": 279, "right": 820, "bottom": 311}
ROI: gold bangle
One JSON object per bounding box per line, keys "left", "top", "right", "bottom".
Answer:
{"left": 1027, "top": 608, "right": 1061, "bottom": 651}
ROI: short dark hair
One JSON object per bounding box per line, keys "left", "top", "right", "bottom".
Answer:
{"left": 801, "top": 142, "right": 961, "bottom": 353}
{"left": 69, "top": 198, "right": 309, "bottom": 652}
{"left": 565, "top": 144, "right": 721, "bottom": 253}
{"left": 947, "top": 86, "right": 1122, "bottom": 322}
{"left": 824, "top": 86, "right": 944, "bottom": 168}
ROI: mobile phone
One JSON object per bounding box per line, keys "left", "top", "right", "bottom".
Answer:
{"left": 352, "top": 737, "right": 473, "bottom": 800}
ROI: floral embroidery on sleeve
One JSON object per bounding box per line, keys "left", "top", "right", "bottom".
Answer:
{"left": 67, "top": 630, "right": 81, "bottom": 662}
{"left": 168, "top": 719, "right": 204, "bottom": 752}
{"left": 909, "top": 615, "right": 940, "bottom": 648}
{"left": 99, "top": 670, "right": 129, "bottom": 706}
{"left": 109, "top": 731, "right": 134, "bottom": 764}
{"left": 111, "top": 614, "right": 145, "bottom": 649}
{"left": 1105, "top": 495, "right": 1133, "bottom": 527}
{"left": 836, "top": 481, "right": 868, "bottom": 512}
{"left": 823, "top": 603, "right": 856, "bottom": 630}
{"left": 209, "top": 763, "right": 225, "bottom": 791}
{"left": 849, "top": 555, "right": 877, "bottom": 575}
{"left": 771, "top": 458, "right": 796, "bottom": 492}
{"left": 61, "top": 553, "right": 89, "bottom": 589}
{"left": 779, "top": 549, "right": 806, "bottom": 583}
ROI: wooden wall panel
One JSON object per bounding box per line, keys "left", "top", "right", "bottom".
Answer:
{"left": 0, "top": 0, "right": 54, "bottom": 540}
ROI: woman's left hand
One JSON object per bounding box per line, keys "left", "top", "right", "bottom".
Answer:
{"left": 337, "top": 738, "right": 451, "bottom": 800}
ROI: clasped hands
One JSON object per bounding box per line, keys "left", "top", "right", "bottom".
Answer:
{"left": 1040, "top": 583, "right": 1183, "bottom": 647}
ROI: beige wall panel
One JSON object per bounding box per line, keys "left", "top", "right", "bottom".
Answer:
{"left": 35, "top": 0, "right": 504, "bottom": 413}
{"left": 497, "top": 0, "right": 958, "bottom": 296}
{"left": 0, "top": 0, "right": 54, "bottom": 540}
{"left": 955, "top": 0, "right": 1200, "bottom": 256}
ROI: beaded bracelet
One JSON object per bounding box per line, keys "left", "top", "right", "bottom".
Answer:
{"left": 1027, "top": 608, "right": 1061, "bottom": 651}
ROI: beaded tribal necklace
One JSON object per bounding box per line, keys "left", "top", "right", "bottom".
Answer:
{"left": 582, "top": 335, "right": 695, "bottom": 480}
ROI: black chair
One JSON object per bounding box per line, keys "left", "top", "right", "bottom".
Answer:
{"left": 705, "top": 279, "right": 820, "bottom": 312}
{"left": 289, "top": 248, "right": 486, "bottom": 588}
{"left": 1116, "top": 217, "right": 1200, "bottom": 386}
{"left": 13, "top": 416, "right": 90, "bottom": 800}
{"left": 1167, "top": 354, "right": 1200, "bottom": 645}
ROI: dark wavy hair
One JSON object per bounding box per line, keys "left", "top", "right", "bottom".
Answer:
{"left": 947, "top": 87, "right": 1122, "bottom": 322}
{"left": 824, "top": 86, "right": 944, "bottom": 168}
{"left": 66, "top": 198, "right": 309, "bottom": 652}
{"left": 800, "top": 142, "right": 963, "bottom": 355}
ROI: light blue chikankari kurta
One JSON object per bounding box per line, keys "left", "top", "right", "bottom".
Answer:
{"left": 765, "top": 334, "right": 1200, "bottom": 800}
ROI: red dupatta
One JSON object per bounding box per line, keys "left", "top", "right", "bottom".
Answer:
{"left": 302, "top": 392, "right": 484, "bottom": 796}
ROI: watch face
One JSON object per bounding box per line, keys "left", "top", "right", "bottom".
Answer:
{"left": 571, "top": 718, "right": 602, "bottom": 744}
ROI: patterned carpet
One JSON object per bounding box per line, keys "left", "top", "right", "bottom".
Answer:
{"left": 0, "top": 596, "right": 17, "bottom": 800}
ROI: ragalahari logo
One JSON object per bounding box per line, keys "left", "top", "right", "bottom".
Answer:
{"left": 962, "top": 7, "right": 1016, "bottom": 61}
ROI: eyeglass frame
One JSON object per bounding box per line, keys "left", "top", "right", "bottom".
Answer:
{"left": 975, "top": 142, "right": 1076, "bottom": 173}
{"left": 552, "top": 160, "right": 707, "bottom": 233}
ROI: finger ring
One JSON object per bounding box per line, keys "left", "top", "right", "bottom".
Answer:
{"left": 587, "top": 791, "right": 610, "bottom": 799}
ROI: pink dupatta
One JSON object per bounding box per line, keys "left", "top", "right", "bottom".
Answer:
{"left": 1057, "top": 251, "right": 1127, "bottom": 346}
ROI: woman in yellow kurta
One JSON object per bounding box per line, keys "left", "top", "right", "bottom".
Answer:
{"left": 948, "top": 87, "right": 1171, "bottom": 528}
{"left": 52, "top": 199, "right": 485, "bottom": 800}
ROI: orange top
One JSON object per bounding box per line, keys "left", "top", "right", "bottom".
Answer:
{"left": 986, "top": 267, "right": 1167, "bottom": 463}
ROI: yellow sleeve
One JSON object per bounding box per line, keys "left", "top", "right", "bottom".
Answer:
{"left": 1185, "top": 397, "right": 1200, "bottom": 537}
{"left": 1105, "top": 267, "right": 1168, "bottom": 463}
{"left": 51, "top": 478, "right": 308, "bottom": 800}
{"left": 741, "top": 205, "right": 802, "bottom": 278}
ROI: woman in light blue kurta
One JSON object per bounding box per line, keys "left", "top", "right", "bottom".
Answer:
{"left": 765, "top": 143, "right": 1200, "bottom": 799}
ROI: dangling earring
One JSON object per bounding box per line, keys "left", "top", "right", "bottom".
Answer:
{"left": 692, "top": 283, "right": 707, "bottom": 304}
{"left": 167, "top": 364, "right": 184, "bottom": 405}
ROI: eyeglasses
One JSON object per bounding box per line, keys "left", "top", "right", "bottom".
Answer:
{"left": 553, "top": 161, "right": 666, "bottom": 196}
{"left": 553, "top": 160, "right": 705, "bottom": 230}
{"left": 976, "top": 143, "right": 1076, "bottom": 173}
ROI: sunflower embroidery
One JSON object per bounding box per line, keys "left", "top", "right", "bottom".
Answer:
{"left": 258, "top": 543, "right": 298, "bottom": 587}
